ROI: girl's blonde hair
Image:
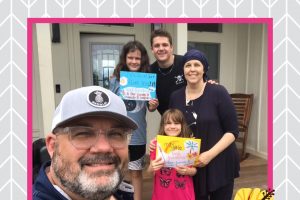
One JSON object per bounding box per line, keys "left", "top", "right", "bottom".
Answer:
{"left": 158, "top": 108, "right": 192, "bottom": 138}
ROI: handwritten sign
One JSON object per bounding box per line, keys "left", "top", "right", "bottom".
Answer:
{"left": 156, "top": 135, "right": 201, "bottom": 168}
{"left": 119, "top": 71, "right": 157, "bottom": 101}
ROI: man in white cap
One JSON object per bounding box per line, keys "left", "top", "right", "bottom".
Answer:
{"left": 33, "top": 86, "right": 138, "bottom": 200}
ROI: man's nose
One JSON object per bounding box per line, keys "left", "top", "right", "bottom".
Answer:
{"left": 158, "top": 45, "right": 164, "bottom": 50}
{"left": 89, "top": 134, "right": 113, "bottom": 152}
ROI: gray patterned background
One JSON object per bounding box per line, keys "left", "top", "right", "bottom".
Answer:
{"left": 0, "top": 0, "right": 298, "bottom": 199}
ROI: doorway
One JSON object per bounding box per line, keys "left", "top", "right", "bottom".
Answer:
{"left": 80, "top": 34, "right": 134, "bottom": 88}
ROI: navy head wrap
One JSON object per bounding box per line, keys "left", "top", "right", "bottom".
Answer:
{"left": 183, "top": 49, "right": 209, "bottom": 73}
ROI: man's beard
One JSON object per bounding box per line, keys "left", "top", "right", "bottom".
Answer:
{"left": 52, "top": 146, "right": 127, "bottom": 200}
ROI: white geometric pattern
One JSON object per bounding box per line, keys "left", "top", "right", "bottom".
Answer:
{"left": 0, "top": 0, "right": 298, "bottom": 199}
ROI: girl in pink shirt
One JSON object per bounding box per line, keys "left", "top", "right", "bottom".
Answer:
{"left": 148, "top": 108, "right": 197, "bottom": 200}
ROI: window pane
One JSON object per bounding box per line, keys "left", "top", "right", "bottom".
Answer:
{"left": 91, "top": 43, "right": 123, "bottom": 88}
{"left": 187, "top": 42, "right": 220, "bottom": 81}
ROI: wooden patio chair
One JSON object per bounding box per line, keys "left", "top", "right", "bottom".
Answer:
{"left": 230, "top": 93, "right": 254, "bottom": 161}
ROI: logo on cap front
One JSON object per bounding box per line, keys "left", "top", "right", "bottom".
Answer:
{"left": 87, "top": 90, "right": 110, "bottom": 108}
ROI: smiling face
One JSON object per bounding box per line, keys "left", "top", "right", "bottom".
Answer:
{"left": 47, "top": 116, "right": 129, "bottom": 200}
{"left": 184, "top": 59, "right": 205, "bottom": 85}
{"left": 126, "top": 49, "right": 141, "bottom": 72}
{"left": 151, "top": 36, "right": 173, "bottom": 64}
{"left": 163, "top": 118, "right": 182, "bottom": 137}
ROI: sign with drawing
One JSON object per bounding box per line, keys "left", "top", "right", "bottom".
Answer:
{"left": 156, "top": 135, "right": 201, "bottom": 168}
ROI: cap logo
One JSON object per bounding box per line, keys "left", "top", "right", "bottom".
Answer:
{"left": 87, "top": 90, "right": 110, "bottom": 108}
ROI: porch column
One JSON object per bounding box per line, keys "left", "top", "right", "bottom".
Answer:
{"left": 176, "top": 23, "right": 188, "bottom": 55}
{"left": 36, "top": 24, "right": 55, "bottom": 135}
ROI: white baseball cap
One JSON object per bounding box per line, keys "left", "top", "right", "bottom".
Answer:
{"left": 51, "top": 86, "right": 138, "bottom": 131}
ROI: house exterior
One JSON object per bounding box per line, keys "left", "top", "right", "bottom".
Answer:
{"left": 32, "top": 22, "right": 268, "bottom": 158}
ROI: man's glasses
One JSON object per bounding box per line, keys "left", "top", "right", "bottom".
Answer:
{"left": 55, "top": 126, "right": 132, "bottom": 150}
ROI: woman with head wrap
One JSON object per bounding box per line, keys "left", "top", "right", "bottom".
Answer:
{"left": 169, "top": 49, "right": 240, "bottom": 200}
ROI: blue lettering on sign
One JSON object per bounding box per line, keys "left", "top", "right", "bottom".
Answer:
{"left": 120, "top": 71, "right": 157, "bottom": 101}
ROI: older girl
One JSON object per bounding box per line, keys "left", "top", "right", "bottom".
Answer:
{"left": 110, "top": 40, "right": 159, "bottom": 200}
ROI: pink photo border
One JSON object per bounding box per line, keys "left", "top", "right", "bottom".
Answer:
{"left": 27, "top": 18, "right": 273, "bottom": 200}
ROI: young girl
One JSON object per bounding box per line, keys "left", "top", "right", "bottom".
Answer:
{"left": 148, "top": 108, "right": 197, "bottom": 200}
{"left": 109, "top": 40, "right": 158, "bottom": 200}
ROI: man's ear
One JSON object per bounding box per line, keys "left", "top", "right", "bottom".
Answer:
{"left": 45, "top": 133, "right": 56, "bottom": 159}
{"left": 151, "top": 46, "right": 154, "bottom": 53}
